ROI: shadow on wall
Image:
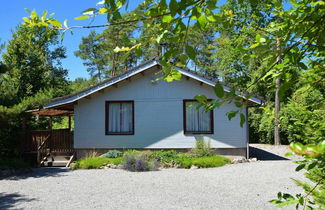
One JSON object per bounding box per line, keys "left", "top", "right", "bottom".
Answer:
{"left": 249, "top": 146, "right": 288, "bottom": 161}
{"left": 1, "top": 168, "right": 70, "bottom": 181}
{"left": 0, "top": 193, "right": 36, "bottom": 209}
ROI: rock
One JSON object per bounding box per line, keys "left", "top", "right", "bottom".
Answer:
{"left": 190, "top": 165, "right": 198, "bottom": 169}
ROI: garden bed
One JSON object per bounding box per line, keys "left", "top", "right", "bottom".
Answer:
{"left": 72, "top": 149, "right": 231, "bottom": 171}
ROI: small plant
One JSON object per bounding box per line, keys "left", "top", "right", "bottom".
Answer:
{"left": 191, "top": 156, "right": 230, "bottom": 168}
{"left": 101, "top": 150, "right": 123, "bottom": 158}
{"left": 73, "top": 156, "right": 124, "bottom": 169}
{"left": 151, "top": 150, "right": 178, "bottom": 163}
{"left": 192, "top": 139, "right": 212, "bottom": 157}
{"left": 123, "top": 152, "right": 158, "bottom": 172}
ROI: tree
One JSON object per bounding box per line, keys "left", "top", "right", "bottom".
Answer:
{"left": 2, "top": 25, "right": 69, "bottom": 100}
{"left": 0, "top": 24, "right": 69, "bottom": 157}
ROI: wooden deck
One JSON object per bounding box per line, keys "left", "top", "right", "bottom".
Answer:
{"left": 23, "top": 129, "right": 74, "bottom": 165}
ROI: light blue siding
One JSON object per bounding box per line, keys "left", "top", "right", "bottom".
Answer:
{"left": 74, "top": 66, "right": 247, "bottom": 149}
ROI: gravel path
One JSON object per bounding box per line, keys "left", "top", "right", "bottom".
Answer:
{"left": 0, "top": 161, "right": 304, "bottom": 210}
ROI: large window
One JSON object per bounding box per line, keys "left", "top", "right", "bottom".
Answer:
{"left": 183, "top": 100, "right": 214, "bottom": 134}
{"left": 105, "top": 101, "right": 134, "bottom": 135}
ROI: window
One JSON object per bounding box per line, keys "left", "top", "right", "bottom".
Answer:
{"left": 183, "top": 100, "right": 214, "bottom": 134}
{"left": 105, "top": 101, "right": 134, "bottom": 135}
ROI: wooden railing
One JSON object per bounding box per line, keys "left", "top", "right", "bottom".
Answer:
{"left": 24, "top": 129, "right": 74, "bottom": 153}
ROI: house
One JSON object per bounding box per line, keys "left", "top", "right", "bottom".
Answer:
{"left": 29, "top": 57, "right": 263, "bottom": 161}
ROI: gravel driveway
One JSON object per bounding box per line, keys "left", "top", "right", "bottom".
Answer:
{"left": 0, "top": 160, "right": 304, "bottom": 210}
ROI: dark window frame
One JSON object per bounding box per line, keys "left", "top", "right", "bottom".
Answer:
{"left": 105, "top": 100, "right": 135, "bottom": 135}
{"left": 183, "top": 99, "right": 214, "bottom": 135}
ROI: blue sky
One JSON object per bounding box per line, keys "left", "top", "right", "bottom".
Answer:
{"left": 0, "top": 0, "right": 141, "bottom": 81}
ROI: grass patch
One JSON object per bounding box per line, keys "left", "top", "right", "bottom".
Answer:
{"left": 191, "top": 155, "right": 230, "bottom": 168}
{"left": 73, "top": 156, "right": 124, "bottom": 169}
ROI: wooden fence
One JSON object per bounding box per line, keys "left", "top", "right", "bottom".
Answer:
{"left": 24, "top": 129, "right": 74, "bottom": 153}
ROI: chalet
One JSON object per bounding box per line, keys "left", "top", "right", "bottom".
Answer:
{"left": 26, "top": 57, "right": 263, "bottom": 166}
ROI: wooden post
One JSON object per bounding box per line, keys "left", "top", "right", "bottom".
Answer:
{"left": 49, "top": 116, "right": 52, "bottom": 130}
{"left": 21, "top": 115, "right": 27, "bottom": 157}
{"left": 68, "top": 115, "right": 71, "bottom": 131}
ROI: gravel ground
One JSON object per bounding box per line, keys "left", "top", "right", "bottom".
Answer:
{"left": 0, "top": 160, "right": 304, "bottom": 210}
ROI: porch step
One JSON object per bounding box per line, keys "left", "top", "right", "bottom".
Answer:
{"left": 43, "top": 155, "right": 74, "bottom": 167}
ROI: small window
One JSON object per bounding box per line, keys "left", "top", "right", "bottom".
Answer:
{"left": 183, "top": 100, "right": 214, "bottom": 134}
{"left": 106, "top": 101, "right": 134, "bottom": 135}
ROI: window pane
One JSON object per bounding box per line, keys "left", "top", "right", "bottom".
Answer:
{"left": 185, "top": 101, "right": 211, "bottom": 132}
{"left": 108, "top": 102, "right": 133, "bottom": 133}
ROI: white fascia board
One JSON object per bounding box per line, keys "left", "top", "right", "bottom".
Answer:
{"left": 176, "top": 67, "right": 263, "bottom": 105}
{"left": 44, "top": 61, "right": 159, "bottom": 109}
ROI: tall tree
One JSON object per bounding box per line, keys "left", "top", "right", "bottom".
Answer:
{"left": 2, "top": 25, "right": 69, "bottom": 100}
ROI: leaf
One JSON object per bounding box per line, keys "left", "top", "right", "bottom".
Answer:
{"left": 22, "top": 17, "right": 30, "bottom": 22}
{"left": 307, "top": 161, "right": 317, "bottom": 170}
{"left": 295, "top": 164, "right": 305, "bottom": 171}
{"left": 162, "top": 15, "right": 173, "bottom": 23}
{"left": 96, "top": 0, "right": 105, "bottom": 5}
{"left": 185, "top": 45, "right": 196, "bottom": 60}
{"left": 156, "top": 30, "right": 169, "bottom": 43}
{"left": 214, "top": 83, "right": 224, "bottom": 98}
{"left": 194, "top": 95, "right": 207, "bottom": 103}
{"left": 74, "top": 15, "right": 90, "bottom": 20}
{"left": 240, "top": 113, "right": 245, "bottom": 127}
{"left": 82, "top": 8, "right": 97, "bottom": 15}
{"left": 99, "top": 7, "right": 109, "bottom": 14}
{"left": 48, "top": 19, "right": 62, "bottom": 27}
{"left": 250, "top": 43, "right": 260, "bottom": 49}
{"left": 41, "top": 11, "right": 48, "bottom": 21}
{"left": 227, "top": 111, "right": 239, "bottom": 121}
{"left": 63, "top": 19, "right": 68, "bottom": 28}
{"left": 197, "top": 14, "right": 207, "bottom": 29}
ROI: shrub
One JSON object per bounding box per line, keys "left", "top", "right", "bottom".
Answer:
{"left": 101, "top": 150, "right": 123, "bottom": 158}
{"left": 0, "top": 158, "right": 29, "bottom": 170}
{"left": 192, "top": 139, "right": 212, "bottom": 157}
{"left": 174, "top": 153, "right": 193, "bottom": 168}
{"left": 73, "top": 156, "right": 124, "bottom": 169}
{"left": 123, "top": 152, "right": 158, "bottom": 172}
{"left": 151, "top": 150, "right": 178, "bottom": 163}
{"left": 191, "top": 156, "right": 230, "bottom": 168}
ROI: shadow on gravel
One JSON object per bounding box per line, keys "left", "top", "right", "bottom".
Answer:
{"left": 1, "top": 168, "right": 70, "bottom": 181}
{"left": 249, "top": 147, "right": 288, "bottom": 161}
{"left": 0, "top": 192, "right": 36, "bottom": 209}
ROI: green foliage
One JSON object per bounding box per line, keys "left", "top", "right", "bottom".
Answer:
{"left": 192, "top": 139, "right": 212, "bottom": 157}
{"left": 150, "top": 150, "right": 178, "bottom": 163}
{"left": 191, "top": 156, "right": 230, "bottom": 168}
{"left": 101, "top": 150, "right": 123, "bottom": 158}
{"left": 0, "top": 158, "right": 30, "bottom": 170}
{"left": 270, "top": 141, "right": 325, "bottom": 209}
{"left": 73, "top": 156, "right": 124, "bottom": 169}
{"left": 123, "top": 151, "right": 158, "bottom": 172}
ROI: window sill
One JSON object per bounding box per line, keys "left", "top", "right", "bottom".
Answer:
{"left": 184, "top": 131, "right": 214, "bottom": 135}
{"left": 105, "top": 132, "right": 134, "bottom": 135}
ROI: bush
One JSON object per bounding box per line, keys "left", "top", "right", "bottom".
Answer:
{"left": 192, "top": 139, "right": 212, "bottom": 157}
{"left": 0, "top": 158, "right": 29, "bottom": 170}
{"left": 191, "top": 156, "right": 230, "bottom": 168}
{"left": 101, "top": 150, "right": 123, "bottom": 158}
{"left": 150, "top": 150, "right": 178, "bottom": 163}
{"left": 175, "top": 153, "right": 193, "bottom": 168}
{"left": 123, "top": 152, "right": 158, "bottom": 172}
{"left": 73, "top": 156, "right": 124, "bottom": 169}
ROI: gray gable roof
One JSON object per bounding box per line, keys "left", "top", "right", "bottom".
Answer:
{"left": 45, "top": 58, "right": 263, "bottom": 109}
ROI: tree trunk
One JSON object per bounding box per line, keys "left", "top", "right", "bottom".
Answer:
{"left": 274, "top": 0, "right": 282, "bottom": 145}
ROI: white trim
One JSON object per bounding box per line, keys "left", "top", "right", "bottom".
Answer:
{"left": 45, "top": 61, "right": 262, "bottom": 109}
{"left": 176, "top": 67, "right": 263, "bottom": 105}
{"left": 44, "top": 61, "right": 159, "bottom": 109}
